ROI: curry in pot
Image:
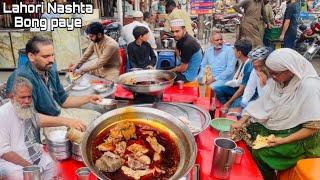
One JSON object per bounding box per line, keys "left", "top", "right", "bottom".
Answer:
{"left": 92, "top": 121, "right": 180, "bottom": 180}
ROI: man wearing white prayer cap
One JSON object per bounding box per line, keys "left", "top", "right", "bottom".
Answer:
{"left": 133, "top": 10, "right": 143, "bottom": 18}
{"left": 169, "top": 19, "right": 202, "bottom": 82}
{"left": 121, "top": 11, "right": 157, "bottom": 49}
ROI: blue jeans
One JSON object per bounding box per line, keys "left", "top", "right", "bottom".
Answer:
{"left": 214, "top": 85, "right": 242, "bottom": 108}
{"left": 210, "top": 80, "right": 227, "bottom": 89}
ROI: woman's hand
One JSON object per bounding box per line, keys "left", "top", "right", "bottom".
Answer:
{"left": 267, "top": 136, "right": 286, "bottom": 147}
{"left": 230, "top": 115, "right": 250, "bottom": 134}
{"left": 230, "top": 120, "right": 244, "bottom": 132}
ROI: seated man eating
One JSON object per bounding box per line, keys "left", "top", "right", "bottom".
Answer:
{"left": 232, "top": 48, "right": 320, "bottom": 179}
{"left": 169, "top": 19, "right": 202, "bottom": 82}
{"left": 6, "top": 36, "right": 101, "bottom": 137}
{"left": 214, "top": 39, "right": 253, "bottom": 111}
{"left": 198, "top": 31, "right": 237, "bottom": 89}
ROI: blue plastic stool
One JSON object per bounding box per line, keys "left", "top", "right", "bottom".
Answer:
{"left": 17, "top": 49, "right": 28, "bottom": 68}
{"left": 156, "top": 51, "right": 175, "bottom": 70}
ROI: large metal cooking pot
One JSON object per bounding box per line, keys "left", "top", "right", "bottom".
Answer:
{"left": 81, "top": 107, "right": 197, "bottom": 180}
{"left": 117, "top": 70, "right": 176, "bottom": 95}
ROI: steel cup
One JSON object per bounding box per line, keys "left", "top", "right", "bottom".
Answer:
{"left": 233, "top": 147, "right": 244, "bottom": 164}
{"left": 211, "top": 138, "right": 237, "bottom": 179}
{"left": 23, "top": 165, "right": 41, "bottom": 180}
{"left": 76, "top": 167, "right": 90, "bottom": 180}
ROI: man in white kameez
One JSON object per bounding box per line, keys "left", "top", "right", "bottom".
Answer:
{"left": 121, "top": 11, "right": 157, "bottom": 49}
{"left": 0, "top": 77, "right": 85, "bottom": 179}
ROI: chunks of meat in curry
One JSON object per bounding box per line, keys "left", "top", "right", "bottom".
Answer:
{"left": 127, "top": 154, "right": 151, "bottom": 170}
{"left": 95, "top": 151, "right": 123, "bottom": 172}
{"left": 97, "top": 122, "right": 136, "bottom": 152}
{"left": 121, "top": 166, "right": 165, "bottom": 180}
{"left": 110, "top": 121, "right": 136, "bottom": 141}
{"left": 115, "top": 141, "right": 127, "bottom": 156}
{"left": 146, "top": 136, "right": 165, "bottom": 161}
{"left": 94, "top": 121, "right": 178, "bottom": 180}
{"left": 127, "top": 143, "right": 149, "bottom": 157}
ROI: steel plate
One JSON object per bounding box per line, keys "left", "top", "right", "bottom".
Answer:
{"left": 135, "top": 103, "right": 211, "bottom": 135}
{"left": 117, "top": 70, "right": 176, "bottom": 95}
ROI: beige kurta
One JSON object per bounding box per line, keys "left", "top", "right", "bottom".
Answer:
{"left": 234, "top": 0, "right": 267, "bottom": 47}
{"left": 264, "top": 3, "right": 274, "bottom": 25}
{"left": 79, "top": 35, "right": 120, "bottom": 80}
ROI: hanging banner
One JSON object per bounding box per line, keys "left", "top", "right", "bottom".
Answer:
{"left": 190, "top": 0, "right": 214, "bottom": 14}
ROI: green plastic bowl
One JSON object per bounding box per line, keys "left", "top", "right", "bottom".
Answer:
{"left": 210, "top": 118, "right": 236, "bottom": 132}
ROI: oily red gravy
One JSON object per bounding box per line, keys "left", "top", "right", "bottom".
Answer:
{"left": 92, "top": 121, "right": 179, "bottom": 180}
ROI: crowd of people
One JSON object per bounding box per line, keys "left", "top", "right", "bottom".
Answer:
{"left": 0, "top": 0, "right": 319, "bottom": 179}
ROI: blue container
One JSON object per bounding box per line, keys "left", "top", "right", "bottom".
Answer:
{"left": 17, "top": 49, "right": 28, "bottom": 68}
{"left": 156, "top": 51, "right": 175, "bottom": 70}
{"left": 16, "top": 48, "right": 57, "bottom": 70}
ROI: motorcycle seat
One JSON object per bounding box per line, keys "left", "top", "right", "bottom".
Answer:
{"left": 223, "top": 14, "right": 238, "bottom": 19}
{"left": 106, "top": 23, "right": 121, "bottom": 30}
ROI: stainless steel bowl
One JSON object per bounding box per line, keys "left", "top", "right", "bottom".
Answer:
{"left": 72, "top": 142, "right": 81, "bottom": 156}
{"left": 72, "top": 154, "right": 83, "bottom": 162}
{"left": 81, "top": 107, "right": 197, "bottom": 180}
{"left": 46, "top": 130, "right": 71, "bottom": 160}
{"left": 117, "top": 70, "right": 176, "bottom": 95}
{"left": 49, "top": 151, "right": 71, "bottom": 161}
{"left": 96, "top": 99, "right": 118, "bottom": 112}
{"left": 72, "top": 142, "right": 83, "bottom": 162}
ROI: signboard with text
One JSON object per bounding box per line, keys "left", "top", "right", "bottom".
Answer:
{"left": 190, "top": 0, "right": 214, "bottom": 14}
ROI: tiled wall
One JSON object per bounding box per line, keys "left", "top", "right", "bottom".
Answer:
{"left": 0, "top": 30, "right": 84, "bottom": 70}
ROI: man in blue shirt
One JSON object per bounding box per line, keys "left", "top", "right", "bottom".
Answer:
{"left": 169, "top": 19, "right": 202, "bottom": 82}
{"left": 214, "top": 39, "right": 253, "bottom": 111}
{"left": 198, "top": 31, "right": 237, "bottom": 90}
{"left": 6, "top": 36, "right": 102, "bottom": 133}
{"left": 279, "top": 0, "right": 299, "bottom": 48}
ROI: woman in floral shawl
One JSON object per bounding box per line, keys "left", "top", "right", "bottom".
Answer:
{"left": 231, "top": 48, "right": 320, "bottom": 179}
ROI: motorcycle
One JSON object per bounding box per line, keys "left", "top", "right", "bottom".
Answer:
{"left": 296, "top": 21, "right": 320, "bottom": 57}
{"left": 303, "top": 34, "right": 320, "bottom": 61}
{"left": 104, "top": 22, "right": 122, "bottom": 42}
{"left": 212, "top": 13, "right": 240, "bottom": 33}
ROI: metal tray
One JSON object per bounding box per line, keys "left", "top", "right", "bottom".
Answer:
{"left": 117, "top": 70, "right": 176, "bottom": 95}
{"left": 134, "top": 103, "right": 211, "bottom": 136}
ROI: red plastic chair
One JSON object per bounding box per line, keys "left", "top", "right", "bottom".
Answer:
{"left": 119, "top": 48, "right": 126, "bottom": 75}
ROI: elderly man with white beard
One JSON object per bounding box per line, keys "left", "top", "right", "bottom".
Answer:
{"left": 0, "top": 77, "right": 85, "bottom": 179}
